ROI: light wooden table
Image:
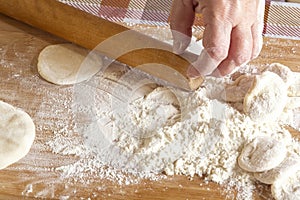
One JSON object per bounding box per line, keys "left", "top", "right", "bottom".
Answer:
{"left": 0, "top": 13, "right": 299, "bottom": 200}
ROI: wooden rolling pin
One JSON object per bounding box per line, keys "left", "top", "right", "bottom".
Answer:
{"left": 0, "top": 0, "right": 203, "bottom": 91}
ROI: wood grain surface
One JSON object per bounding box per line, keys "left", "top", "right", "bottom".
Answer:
{"left": 0, "top": 13, "right": 299, "bottom": 200}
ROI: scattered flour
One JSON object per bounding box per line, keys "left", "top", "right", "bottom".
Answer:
{"left": 40, "top": 28, "right": 300, "bottom": 200}
{"left": 53, "top": 62, "right": 298, "bottom": 200}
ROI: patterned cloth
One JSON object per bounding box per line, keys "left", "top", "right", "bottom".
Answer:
{"left": 59, "top": 0, "right": 300, "bottom": 40}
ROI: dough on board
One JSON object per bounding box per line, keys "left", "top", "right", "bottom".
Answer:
{"left": 271, "top": 168, "right": 300, "bottom": 200}
{"left": 37, "top": 43, "right": 102, "bottom": 85}
{"left": 263, "top": 63, "right": 300, "bottom": 97}
{"left": 254, "top": 153, "right": 300, "bottom": 184}
{"left": 0, "top": 100, "right": 35, "bottom": 169}
{"left": 243, "top": 71, "right": 287, "bottom": 122}
{"left": 288, "top": 73, "right": 300, "bottom": 97}
{"left": 263, "top": 63, "right": 293, "bottom": 85}
{"left": 221, "top": 75, "right": 254, "bottom": 102}
{"left": 237, "top": 136, "right": 287, "bottom": 172}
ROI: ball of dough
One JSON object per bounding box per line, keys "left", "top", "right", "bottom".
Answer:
{"left": 263, "top": 63, "right": 293, "bottom": 85}
{"left": 243, "top": 71, "right": 287, "bottom": 122}
{"left": 263, "top": 63, "right": 300, "bottom": 97}
{"left": 221, "top": 75, "right": 255, "bottom": 102}
{"left": 254, "top": 153, "right": 300, "bottom": 184}
{"left": 288, "top": 73, "right": 300, "bottom": 97}
{"left": 271, "top": 169, "right": 300, "bottom": 200}
{"left": 37, "top": 43, "right": 102, "bottom": 85}
{"left": 238, "top": 136, "right": 286, "bottom": 172}
{"left": 0, "top": 101, "right": 35, "bottom": 169}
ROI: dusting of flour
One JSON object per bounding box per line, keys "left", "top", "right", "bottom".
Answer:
{"left": 42, "top": 27, "right": 300, "bottom": 200}
{"left": 56, "top": 63, "right": 299, "bottom": 200}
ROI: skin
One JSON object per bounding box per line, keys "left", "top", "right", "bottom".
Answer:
{"left": 170, "top": 0, "right": 265, "bottom": 77}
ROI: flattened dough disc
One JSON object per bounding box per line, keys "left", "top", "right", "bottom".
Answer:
{"left": 38, "top": 43, "right": 102, "bottom": 85}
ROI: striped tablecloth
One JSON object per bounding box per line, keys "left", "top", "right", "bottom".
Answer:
{"left": 59, "top": 0, "right": 300, "bottom": 40}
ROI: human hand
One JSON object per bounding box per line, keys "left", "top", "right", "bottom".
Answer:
{"left": 170, "top": 0, "right": 265, "bottom": 77}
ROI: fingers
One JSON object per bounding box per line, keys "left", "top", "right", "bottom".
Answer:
{"left": 188, "top": 19, "right": 232, "bottom": 77}
{"left": 172, "top": 0, "right": 265, "bottom": 78}
{"left": 170, "top": 0, "right": 195, "bottom": 54}
{"left": 214, "top": 24, "right": 253, "bottom": 76}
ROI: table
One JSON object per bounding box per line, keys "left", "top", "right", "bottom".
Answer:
{"left": 0, "top": 13, "right": 299, "bottom": 200}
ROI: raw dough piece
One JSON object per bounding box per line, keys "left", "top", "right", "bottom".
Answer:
{"left": 221, "top": 75, "right": 254, "bottom": 102}
{"left": 0, "top": 101, "right": 35, "bottom": 169}
{"left": 288, "top": 72, "right": 300, "bottom": 97}
{"left": 238, "top": 136, "right": 287, "bottom": 172}
{"left": 254, "top": 153, "right": 300, "bottom": 184}
{"left": 125, "top": 86, "right": 180, "bottom": 138}
{"left": 146, "top": 87, "right": 179, "bottom": 105}
{"left": 271, "top": 168, "right": 300, "bottom": 200}
{"left": 130, "top": 83, "right": 157, "bottom": 101}
{"left": 38, "top": 43, "right": 102, "bottom": 85}
{"left": 243, "top": 71, "right": 287, "bottom": 122}
{"left": 263, "top": 63, "right": 300, "bottom": 97}
{"left": 263, "top": 63, "right": 293, "bottom": 85}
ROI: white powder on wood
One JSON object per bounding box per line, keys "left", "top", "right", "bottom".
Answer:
{"left": 64, "top": 63, "right": 299, "bottom": 199}
{"left": 41, "top": 28, "right": 300, "bottom": 200}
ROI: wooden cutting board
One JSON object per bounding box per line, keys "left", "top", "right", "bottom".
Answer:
{"left": 0, "top": 13, "right": 299, "bottom": 200}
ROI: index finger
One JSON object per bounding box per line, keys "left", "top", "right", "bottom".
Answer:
{"left": 170, "top": 0, "right": 195, "bottom": 54}
{"left": 190, "top": 20, "right": 232, "bottom": 77}
{"left": 170, "top": 0, "right": 195, "bottom": 37}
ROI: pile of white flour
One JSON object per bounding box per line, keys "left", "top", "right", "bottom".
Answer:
{"left": 43, "top": 27, "right": 300, "bottom": 199}
{"left": 56, "top": 61, "right": 298, "bottom": 199}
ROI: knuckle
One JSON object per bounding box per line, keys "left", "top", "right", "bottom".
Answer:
{"left": 231, "top": 40, "right": 252, "bottom": 65}
{"left": 234, "top": 53, "right": 251, "bottom": 66}
{"left": 205, "top": 46, "right": 228, "bottom": 61}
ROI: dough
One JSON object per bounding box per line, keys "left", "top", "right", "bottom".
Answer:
{"left": 238, "top": 136, "right": 286, "bottom": 172}
{"left": 243, "top": 71, "right": 287, "bottom": 122}
{"left": 37, "top": 43, "right": 102, "bottom": 85}
{"left": 263, "top": 63, "right": 300, "bottom": 97}
{"left": 254, "top": 153, "right": 300, "bottom": 184}
{"left": 271, "top": 168, "right": 300, "bottom": 200}
{"left": 263, "top": 63, "right": 293, "bottom": 85}
{"left": 0, "top": 101, "right": 35, "bottom": 169}
{"left": 221, "top": 75, "right": 254, "bottom": 102}
{"left": 288, "top": 72, "right": 300, "bottom": 97}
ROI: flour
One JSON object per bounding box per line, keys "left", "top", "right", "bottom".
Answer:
{"left": 41, "top": 27, "right": 300, "bottom": 200}
{"left": 67, "top": 62, "right": 300, "bottom": 199}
